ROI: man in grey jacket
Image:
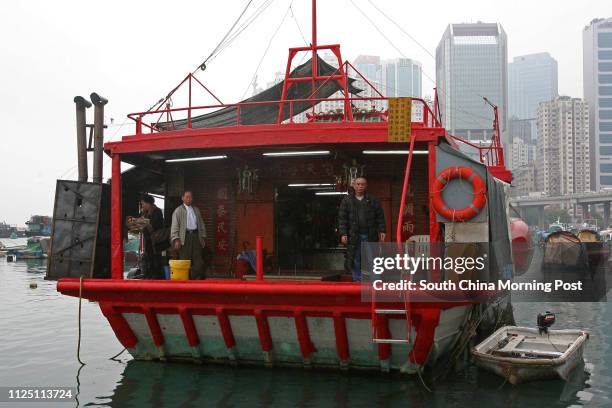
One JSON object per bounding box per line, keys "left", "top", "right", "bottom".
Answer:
{"left": 170, "top": 191, "right": 207, "bottom": 279}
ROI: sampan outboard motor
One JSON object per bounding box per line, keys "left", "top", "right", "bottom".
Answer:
{"left": 537, "top": 311, "right": 556, "bottom": 334}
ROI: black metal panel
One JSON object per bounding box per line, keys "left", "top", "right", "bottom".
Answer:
{"left": 46, "top": 180, "right": 111, "bottom": 279}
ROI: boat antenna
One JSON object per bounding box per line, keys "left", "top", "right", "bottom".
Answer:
{"left": 483, "top": 96, "right": 505, "bottom": 167}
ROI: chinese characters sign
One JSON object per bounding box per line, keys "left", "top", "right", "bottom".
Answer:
{"left": 215, "top": 186, "right": 230, "bottom": 255}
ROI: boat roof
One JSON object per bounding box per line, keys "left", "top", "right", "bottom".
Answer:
{"left": 102, "top": 2, "right": 510, "bottom": 182}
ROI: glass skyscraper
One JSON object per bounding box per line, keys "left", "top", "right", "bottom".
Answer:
{"left": 583, "top": 17, "right": 612, "bottom": 190}
{"left": 509, "top": 53, "right": 558, "bottom": 121}
{"left": 436, "top": 23, "right": 508, "bottom": 146}
{"left": 508, "top": 53, "right": 558, "bottom": 170}
{"left": 381, "top": 58, "right": 422, "bottom": 98}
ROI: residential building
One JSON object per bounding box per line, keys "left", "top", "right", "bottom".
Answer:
{"left": 509, "top": 116, "right": 535, "bottom": 144}
{"left": 512, "top": 137, "right": 535, "bottom": 169}
{"left": 535, "top": 97, "right": 591, "bottom": 196}
{"left": 511, "top": 165, "right": 536, "bottom": 197}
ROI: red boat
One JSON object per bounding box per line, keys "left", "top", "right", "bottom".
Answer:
{"left": 51, "top": 1, "right": 519, "bottom": 376}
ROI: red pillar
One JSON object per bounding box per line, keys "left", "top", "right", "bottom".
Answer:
{"left": 111, "top": 153, "right": 123, "bottom": 279}
{"left": 256, "top": 235, "right": 264, "bottom": 280}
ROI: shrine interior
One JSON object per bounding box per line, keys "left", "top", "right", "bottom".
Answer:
{"left": 121, "top": 144, "right": 432, "bottom": 280}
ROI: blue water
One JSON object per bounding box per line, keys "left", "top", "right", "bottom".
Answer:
{"left": 1, "top": 256, "right": 611, "bottom": 407}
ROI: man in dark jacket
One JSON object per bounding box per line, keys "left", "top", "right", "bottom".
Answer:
{"left": 338, "top": 177, "right": 386, "bottom": 281}
{"left": 139, "top": 194, "right": 165, "bottom": 279}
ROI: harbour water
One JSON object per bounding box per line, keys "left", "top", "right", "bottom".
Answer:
{"left": 1, "top": 254, "right": 611, "bottom": 407}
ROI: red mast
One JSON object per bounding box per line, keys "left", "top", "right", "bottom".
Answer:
{"left": 483, "top": 96, "right": 505, "bottom": 168}
{"left": 276, "top": 0, "right": 353, "bottom": 123}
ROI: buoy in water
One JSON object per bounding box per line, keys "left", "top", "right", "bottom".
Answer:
{"left": 29, "top": 282, "right": 37, "bottom": 289}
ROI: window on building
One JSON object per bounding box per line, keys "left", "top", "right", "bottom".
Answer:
{"left": 601, "top": 62, "right": 612, "bottom": 72}
{"left": 600, "top": 146, "right": 612, "bottom": 155}
{"left": 599, "top": 33, "right": 612, "bottom": 48}
{"left": 601, "top": 86, "right": 612, "bottom": 96}
{"left": 601, "top": 50, "right": 612, "bottom": 60}
{"left": 601, "top": 74, "right": 612, "bottom": 84}
{"left": 601, "top": 134, "right": 612, "bottom": 143}
{"left": 601, "top": 163, "right": 612, "bottom": 173}
{"left": 602, "top": 122, "right": 612, "bottom": 132}
{"left": 601, "top": 98, "right": 612, "bottom": 108}
{"left": 601, "top": 176, "right": 612, "bottom": 185}
{"left": 601, "top": 110, "right": 612, "bottom": 120}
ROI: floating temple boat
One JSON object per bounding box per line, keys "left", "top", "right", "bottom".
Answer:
{"left": 48, "top": 1, "right": 523, "bottom": 375}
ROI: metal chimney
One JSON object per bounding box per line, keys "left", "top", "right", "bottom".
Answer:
{"left": 90, "top": 92, "right": 108, "bottom": 184}
{"left": 74, "top": 96, "right": 92, "bottom": 182}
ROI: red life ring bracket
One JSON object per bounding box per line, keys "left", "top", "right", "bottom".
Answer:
{"left": 432, "top": 166, "right": 486, "bottom": 221}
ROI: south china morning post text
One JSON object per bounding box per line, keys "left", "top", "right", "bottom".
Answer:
{"left": 371, "top": 276, "right": 583, "bottom": 293}
{"left": 359, "top": 242, "right": 596, "bottom": 302}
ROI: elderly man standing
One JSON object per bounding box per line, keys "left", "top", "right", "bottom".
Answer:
{"left": 338, "top": 177, "right": 386, "bottom": 282}
{"left": 171, "top": 190, "right": 207, "bottom": 279}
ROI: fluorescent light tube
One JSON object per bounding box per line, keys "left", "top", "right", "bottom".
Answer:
{"left": 166, "top": 155, "right": 227, "bottom": 163}
{"left": 263, "top": 151, "right": 330, "bottom": 157}
{"left": 288, "top": 183, "right": 335, "bottom": 187}
{"left": 362, "top": 150, "right": 428, "bottom": 155}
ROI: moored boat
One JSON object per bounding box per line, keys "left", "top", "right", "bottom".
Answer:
{"left": 49, "top": 0, "right": 518, "bottom": 376}
{"left": 472, "top": 326, "right": 589, "bottom": 384}
{"left": 577, "top": 229, "right": 610, "bottom": 271}
{"left": 542, "top": 230, "right": 585, "bottom": 270}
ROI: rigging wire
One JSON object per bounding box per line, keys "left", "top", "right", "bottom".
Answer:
{"left": 192, "top": 0, "right": 255, "bottom": 73}
{"left": 367, "top": 0, "right": 495, "bottom": 109}
{"left": 144, "top": 0, "right": 268, "bottom": 113}
{"left": 348, "top": 0, "right": 491, "bottom": 130}
{"left": 290, "top": 4, "right": 308, "bottom": 45}
{"left": 211, "top": 0, "right": 275, "bottom": 58}
{"left": 206, "top": 0, "right": 276, "bottom": 65}
{"left": 366, "top": 0, "right": 435, "bottom": 60}
{"left": 241, "top": 1, "right": 295, "bottom": 100}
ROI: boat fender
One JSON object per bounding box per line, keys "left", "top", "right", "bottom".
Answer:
{"left": 432, "top": 166, "right": 486, "bottom": 221}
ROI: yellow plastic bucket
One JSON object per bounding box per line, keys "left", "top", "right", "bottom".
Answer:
{"left": 169, "top": 259, "right": 191, "bottom": 280}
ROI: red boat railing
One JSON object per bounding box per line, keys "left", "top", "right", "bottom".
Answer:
{"left": 449, "top": 135, "right": 505, "bottom": 168}
{"left": 444, "top": 101, "right": 511, "bottom": 183}
{"left": 127, "top": 94, "right": 442, "bottom": 135}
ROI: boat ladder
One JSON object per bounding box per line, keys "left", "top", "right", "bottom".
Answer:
{"left": 371, "top": 118, "right": 417, "bottom": 346}
{"left": 372, "top": 308, "right": 411, "bottom": 344}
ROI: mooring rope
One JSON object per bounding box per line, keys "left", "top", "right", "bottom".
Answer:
{"left": 76, "top": 276, "right": 128, "bottom": 364}
{"left": 109, "top": 348, "right": 127, "bottom": 361}
{"left": 77, "top": 276, "right": 86, "bottom": 366}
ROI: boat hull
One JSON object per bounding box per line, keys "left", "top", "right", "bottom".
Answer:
{"left": 57, "top": 279, "right": 510, "bottom": 373}
{"left": 120, "top": 306, "right": 470, "bottom": 371}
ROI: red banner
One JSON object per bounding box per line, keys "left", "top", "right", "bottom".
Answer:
{"left": 214, "top": 186, "right": 230, "bottom": 255}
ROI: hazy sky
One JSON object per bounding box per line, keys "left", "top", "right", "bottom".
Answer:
{"left": 0, "top": 0, "right": 609, "bottom": 225}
